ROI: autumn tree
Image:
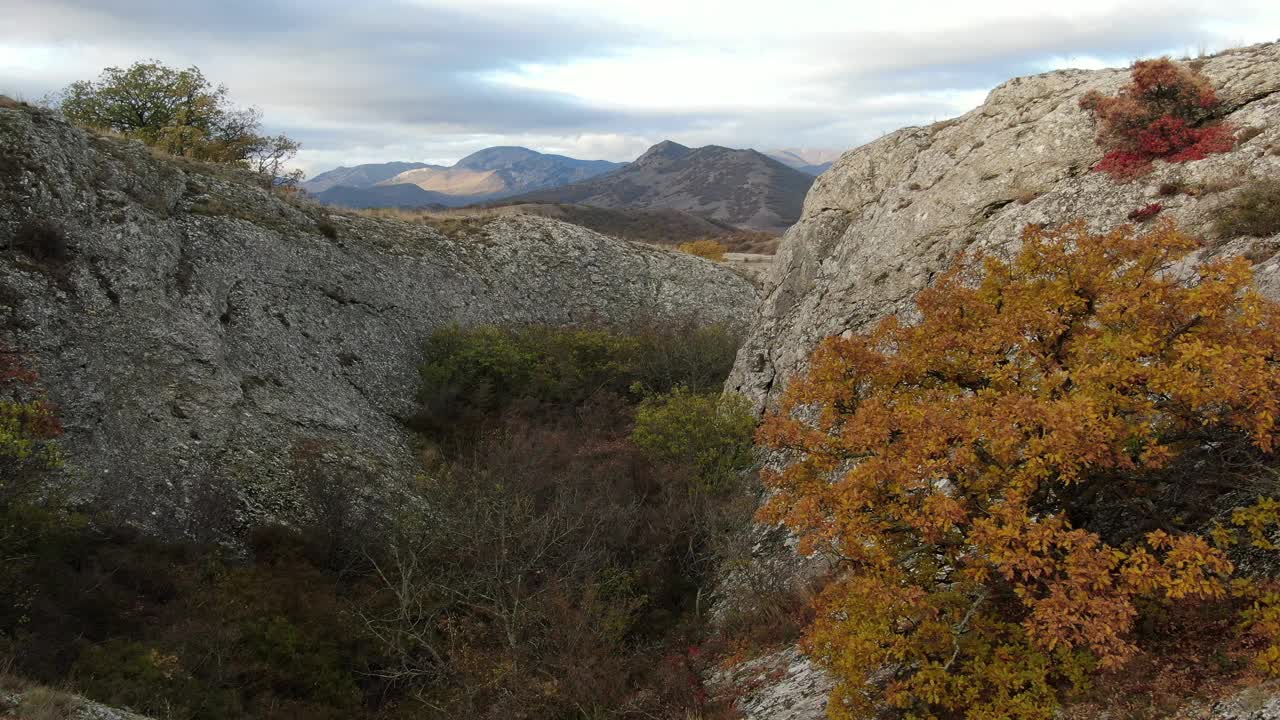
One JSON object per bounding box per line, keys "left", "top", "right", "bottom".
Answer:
{"left": 677, "top": 239, "right": 728, "bottom": 262}
{"left": 1080, "top": 57, "right": 1235, "bottom": 179}
{"left": 758, "top": 220, "right": 1280, "bottom": 718}
{"left": 52, "top": 60, "right": 301, "bottom": 186}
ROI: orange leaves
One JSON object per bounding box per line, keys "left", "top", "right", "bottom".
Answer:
{"left": 759, "top": 219, "right": 1280, "bottom": 717}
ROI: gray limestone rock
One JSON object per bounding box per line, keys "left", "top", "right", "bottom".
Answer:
{"left": 0, "top": 103, "right": 757, "bottom": 535}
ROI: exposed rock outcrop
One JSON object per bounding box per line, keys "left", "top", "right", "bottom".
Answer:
{"left": 729, "top": 41, "right": 1280, "bottom": 413}
{"left": 720, "top": 41, "right": 1280, "bottom": 718}
{"left": 0, "top": 102, "right": 756, "bottom": 535}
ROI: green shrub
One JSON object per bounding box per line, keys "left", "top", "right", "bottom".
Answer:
{"left": 72, "top": 641, "right": 210, "bottom": 719}
{"left": 1217, "top": 178, "right": 1280, "bottom": 239}
{"left": 414, "top": 321, "right": 740, "bottom": 439}
{"left": 632, "top": 389, "right": 756, "bottom": 494}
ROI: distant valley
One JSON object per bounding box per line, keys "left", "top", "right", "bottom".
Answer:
{"left": 306, "top": 141, "right": 834, "bottom": 232}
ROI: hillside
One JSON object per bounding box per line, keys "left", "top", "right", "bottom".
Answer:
{"left": 0, "top": 101, "right": 756, "bottom": 533}
{"left": 310, "top": 182, "right": 452, "bottom": 209}
{"left": 721, "top": 41, "right": 1280, "bottom": 719}
{"left": 304, "top": 146, "right": 624, "bottom": 208}
{"left": 509, "top": 140, "right": 816, "bottom": 231}
{"left": 301, "top": 161, "right": 434, "bottom": 193}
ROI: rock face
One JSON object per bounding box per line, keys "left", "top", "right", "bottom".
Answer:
{"left": 510, "top": 140, "right": 816, "bottom": 231}
{"left": 728, "top": 41, "right": 1280, "bottom": 414}
{"left": 0, "top": 103, "right": 756, "bottom": 535}
{"left": 720, "top": 42, "right": 1280, "bottom": 719}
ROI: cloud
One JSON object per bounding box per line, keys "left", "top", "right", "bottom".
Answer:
{"left": 2, "top": 0, "right": 1278, "bottom": 174}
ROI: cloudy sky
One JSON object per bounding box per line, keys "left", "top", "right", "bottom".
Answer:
{"left": 3, "top": 1, "right": 1279, "bottom": 175}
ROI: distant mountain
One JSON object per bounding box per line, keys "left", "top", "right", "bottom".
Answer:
{"left": 304, "top": 148, "right": 624, "bottom": 208}
{"left": 766, "top": 148, "right": 845, "bottom": 175}
{"left": 311, "top": 183, "right": 452, "bottom": 210}
{"left": 303, "top": 162, "right": 437, "bottom": 194}
{"left": 508, "top": 141, "right": 815, "bottom": 231}
{"left": 382, "top": 146, "right": 623, "bottom": 200}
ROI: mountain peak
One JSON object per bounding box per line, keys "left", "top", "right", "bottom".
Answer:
{"left": 508, "top": 140, "right": 815, "bottom": 231}
{"left": 635, "top": 140, "right": 692, "bottom": 165}
{"left": 454, "top": 146, "right": 541, "bottom": 170}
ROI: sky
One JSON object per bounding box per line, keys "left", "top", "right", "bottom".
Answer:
{"left": 2, "top": 1, "right": 1279, "bottom": 176}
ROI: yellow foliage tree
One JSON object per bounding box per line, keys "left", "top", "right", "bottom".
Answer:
{"left": 757, "top": 220, "right": 1280, "bottom": 718}
{"left": 677, "top": 239, "right": 728, "bottom": 262}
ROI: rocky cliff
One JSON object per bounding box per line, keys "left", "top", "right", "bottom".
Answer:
{"left": 729, "top": 41, "right": 1280, "bottom": 414}
{"left": 0, "top": 102, "right": 756, "bottom": 535}
{"left": 721, "top": 41, "right": 1280, "bottom": 719}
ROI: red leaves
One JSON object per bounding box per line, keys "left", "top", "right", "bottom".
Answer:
{"left": 1168, "top": 123, "right": 1236, "bottom": 162}
{"left": 1128, "top": 203, "right": 1164, "bottom": 222}
{"left": 1082, "top": 58, "right": 1235, "bottom": 180}
{"left": 1096, "top": 150, "right": 1151, "bottom": 180}
{"left": 1138, "top": 115, "right": 1198, "bottom": 156}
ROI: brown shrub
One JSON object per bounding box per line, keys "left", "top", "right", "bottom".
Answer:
{"left": 316, "top": 219, "right": 339, "bottom": 239}
{"left": 1216, "top": 178, "right": 1280, "bottom": 239}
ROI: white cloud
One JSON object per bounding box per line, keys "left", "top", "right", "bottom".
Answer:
{"left": 3, "top": 0, "right": 1279, "bottom": 173}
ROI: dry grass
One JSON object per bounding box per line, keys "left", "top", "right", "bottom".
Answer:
{"left": 15, "top": 686, "right": 78, "bottom": 720}
{"left": 348, "top": 206, "right": 447, "bottom": 222}
{"left": 0, "top": 96, "right": 33, "bottom": 110}
{"left": 1216, "top": 178, "right": 1280, "bottom": 239}
{"left": 1237, "top": 126, "right": 1266, "bottom": 145}
{"left": 1189, "top": 177, "right": 1245, "bottom": 196}
{"left": 1014, "top": 188, "right": 1043, "bottom": 205}
{"left": 0, "top": 672, "right": 33, "bottom": 694}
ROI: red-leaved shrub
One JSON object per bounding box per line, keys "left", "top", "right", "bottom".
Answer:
{"left": 1080, "top": 58, "right": 1235, "bottom": 180}
{"left": 1128, "top": 202, "right": 1164, "bottom": 222}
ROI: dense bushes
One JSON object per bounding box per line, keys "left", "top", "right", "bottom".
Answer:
{"left": 392, "top": 322, "right": 757, "bottom": 717}
{"left": 633, "top": 388, "right": 756, "bottom": 495}
{"left": 1, "top": 322, "right": 758, "bottom": 719}
{"left": 1081, "top": 58, "right": 1235, "bottom": 179}
{"left": 759, "top": 220, "right": 1280, "bottom": 718}
{"left": 414, "top": 320, "right": 739, "bottom": 441}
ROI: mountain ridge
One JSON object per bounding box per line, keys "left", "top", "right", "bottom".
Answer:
{"left": 304, "top": 146, "right": 624, "bottom": 208}
{"left": 507, "top": 141, "right": 816, "bottom": 231}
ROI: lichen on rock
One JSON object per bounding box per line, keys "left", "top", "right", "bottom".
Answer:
{"left": 0, "top": 102, "right": 757, "bottom": 536}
